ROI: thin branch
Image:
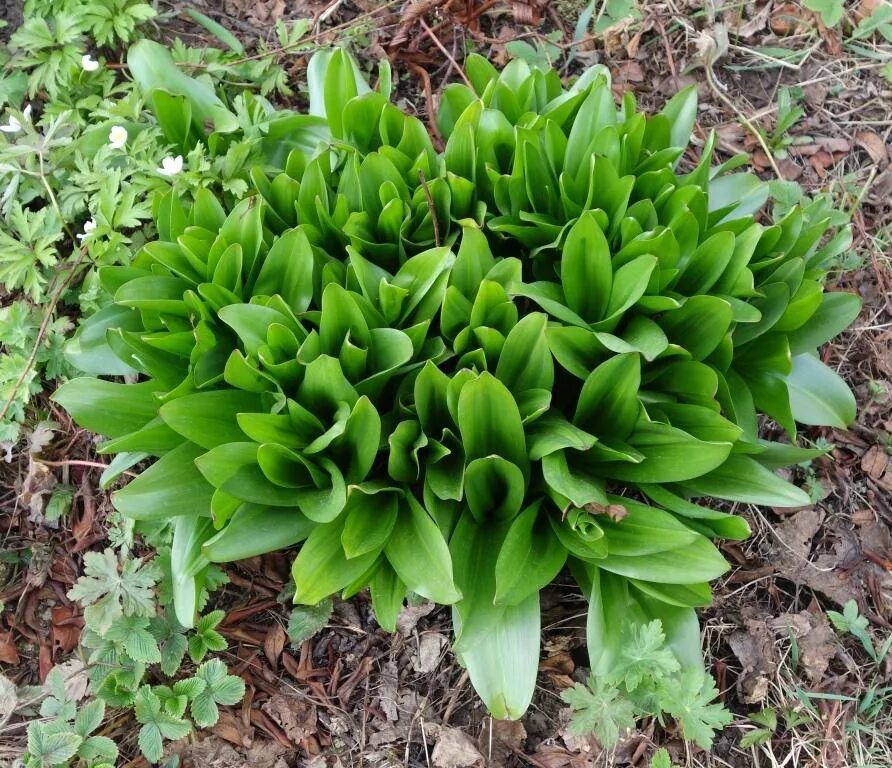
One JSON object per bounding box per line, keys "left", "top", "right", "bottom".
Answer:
{"left": 418, "top": 18, "right": 472, "bottom": 88}
{"left": 417, "top": 169, "right": 441, "bottom": 247}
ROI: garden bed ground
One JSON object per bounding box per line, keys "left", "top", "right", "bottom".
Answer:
{"left": 2, "top": 1, "right": 891, "bottom": 766}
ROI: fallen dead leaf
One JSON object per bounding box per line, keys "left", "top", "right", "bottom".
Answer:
{"left": 862, "top": 445, "right": 892, "bottom": 489}
{"left": 376, "top": 660, "right": 400, "bottom": 722}
{"left": 21, "top": 458, "right": 56, "bottom": 520}
{"left": 771, "top": 2, "right": 810, "bottom": 34}
{"left": 856, "top": 0, "right": 888, "bottom": 22}
{"left": 396, "top": 601, "right": 436, "bottom": 636}
{"left": 769, "top": 611, "right": 837, "bottom": 682}
{"left": 264, "top": 622, "right": 286, "bottom": 669}
{"left": 0, "top": 673, "right": 16, "bottom": 717}
{"left": 855, "top": 130, "right": 889, "bottom": 166}
{"left": 693, "top": 23, "right": 729, "bottom": 68}
{"left": 0, "top": 631, "right": 20, "bottom": 665}
{"left": 213, "top": 709, "right": 255, "bottom": 748}
{"left": 775, "top": 507, "right": 824, "bottom": 558}
{"left": 50, "top": 605, "right": 83, "bottom": 656}
{"left": 853, "top": 509, "right": 875, "bottom": 526}
{"left": 816, "top": 136, "right": 852, "bottom": 154}
{"left": 728, "top": 610, "right": 776, "bottom": 703}
{"left": 261, "top": 694, "right": 317, "bottom": 743}
{"left": 478, "top": 719, "right": 526, "bottom": 768}
{"left": 534, "top": 745, "right": 596, "bottom": 768}
{"left": 432, "top": 727, "right": 484, "bottom": 768}
{"left": 412, "top": 632, "right": 446, "bottom": 674}
{"left": 615, "top": 61, "right": 644, "bottom": 84}
{"left": 53, "top": 658, "right": 89, "bottom": 701}
{"left": 777, "top": 157, "right": 803, "bottom": 181}
{"left": 734, "top": 3, "right": 770, "bottom": 37}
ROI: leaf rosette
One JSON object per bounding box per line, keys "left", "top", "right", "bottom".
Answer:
{"left": 56, "top": 48, "right": 860, "bottom": 722}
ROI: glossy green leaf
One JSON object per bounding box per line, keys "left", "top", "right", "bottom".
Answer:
{"left": 385, "top": 496, "right": 461, "bottom": 604}
{"left": 113, "top": 442, "right": 213, "bottom": 520}
{"left": 786, "top": 353, "right": 856, "bottom": 428}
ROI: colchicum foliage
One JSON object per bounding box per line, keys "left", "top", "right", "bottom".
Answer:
{"left": 55, "top": 48, "right": 861, "bottom": 738}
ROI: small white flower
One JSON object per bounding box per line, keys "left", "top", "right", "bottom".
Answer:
{"left": 108, "top": 125, "right": 127, "bottom": 149}
{"left": 158, "top": 155, "right": 184, "bottom": 177}
{"left": 1, "top": 104, "right": 31, "bottom": 134}
{"left": 82, "top": 54, "right": 100, "bottom": 72}
{"left": 78, "top": 218, "right": 97, "bottom": 240}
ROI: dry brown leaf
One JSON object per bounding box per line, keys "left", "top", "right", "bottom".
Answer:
{"left": 540, "top": 652, "right": 574, "bottom": 675}
{"left": 817, "top": 136, "right": 852, "bottom": 154}
{"left": 777, "top": 157, "right": 803, "bottom": 181}
{"left": 376, "top": 660, "right": 400, "bottom": 722}
{"left": 21, "top": 458, "right": 56, "bottom": 519}
{"left": 853, "top": 509, "right": 875, "bottom": 526}
{"left": 412, "top": 632, "right": 446, "bottom": 674}
{"left": 855, "top": 131, "right": 889, "bottom": 166}
{"left": 261, "top": 694, "right": 318, "bottom": 743}
{"left": 616, "top": 61, "right": 644, "bottom": 83}
{"left": 809, "top": 151, "right": 834, "bottom": 177}
{"left": 856, "top": 0, "right": 888, "bottom": 22}
{"left": 478, "top": 719, "right": 527, "bottom": 768}
{"left": 432, "top": 727, "right": 484, "bottom": 768}
{"left": 395, "top": 601, "right": 436, "bottom": 636}
{"left": 728, "top": 611, "right": 776, "bottom": 703}
{"left": 769, "top": 611, "right": 837, "bottom": 682}
{"left": 213, "top": 709, "right": 255, "bottom": 747}
{"left": 735, "top": 4, "right": 770, "bottom": 37}
{"left": 771, "top": 2, "right": 810, "bottom": 34}
{"left": 0, "top": 631, "right": 20, "bottom": 665}
{"left": 263, "top": 622, "right": 286, "bottom": 669}
{"left": 862, "top": 445, "right": 892, "bottom": 490}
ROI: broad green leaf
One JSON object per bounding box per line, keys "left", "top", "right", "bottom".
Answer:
{"left": 370, "top": 561, "right": 405, "bottom": 633}
{"left": 450, "top": 514, "right": 540, "bottom": 720}
{"left": 203, "top": 503, "right": 315, "bottom": 562}
{"left": 561, "top": 212, "right": 611, "bottom": 321}
{"left": 786, "top": 353, "right": 856, "bottom": 428}
{"left": 385, "top": 496, "right": 461, "bottom": 604}
{"left": 159, "top": 390, "right": 261, "bottom": 449}
{"left": 341, "top": 488, "right": 399, "bottom": 558}
{"left": 53, "top": 379, "right": 160, "bottom": 439}
{"left": 679, "top": 454, "right": 811, "bottom": 507}
{"left": 598, "top": 535, "right": 729, "bottom": 584}
{"left": 457, "top": 373, "right": 529, "bottom": 475}
{"left": 598, "top": 498, "right": 699, "bottom": 556}
{"left": 495, "top": 502, "right": 567, "bottom": 605}
{"left": 128, "top": 40, "right": 238, "bottom": 132}
{"left": 113, "top": 442, "right": 213, "bottom": 520}
{"left": 464, "top": 456, "right": 526, "bottom": 522}
{"left": 574, "top": 353, "right": 640, "bottom": 439}
{"left": 603, "top": 422, "right": 732, "bottom": 484}
{"left": 292, "top": 515, "right": 380, "bottom": 605}
{"left": 495, "top": 312, "right": 554, "bottom": 394}
{"left": 661, "top": 85, "right": 697, "bottom": 149}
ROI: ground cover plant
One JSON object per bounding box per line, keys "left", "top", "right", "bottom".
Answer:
{"left": 52, "top": 40, "right": 863, "bottom": 747}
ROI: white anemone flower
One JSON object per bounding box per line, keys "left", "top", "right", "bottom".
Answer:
{"left": 158, "top": 155, "right": 184, "bottom": 177}
{"left": 108, "top": 125, "right": 127, "bottom": 149}
{"left": 1, "top": 104, "right": 32, "bottom": 133}
{"left": 82, "top": 54, "right": 100, "bottom": 72}
{"left": 78, "top": 219, "right": 97, "bottom": 240}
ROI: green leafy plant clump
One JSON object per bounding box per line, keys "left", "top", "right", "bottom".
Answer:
{"left": 55, "top": 48, "right": 861, "bottom": 742}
